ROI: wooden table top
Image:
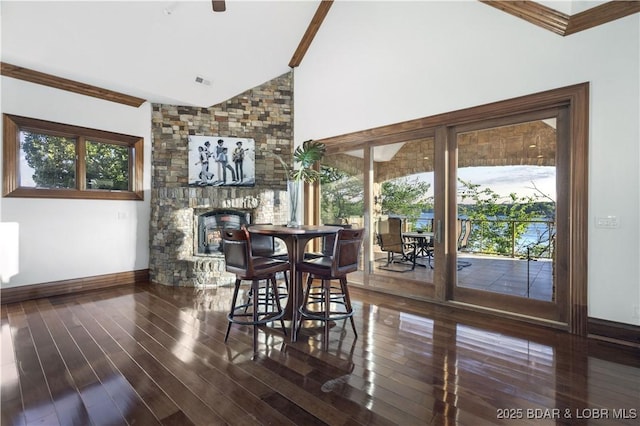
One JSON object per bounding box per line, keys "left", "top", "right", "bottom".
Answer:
{"left": 248, "top": 224, "right": 342, "bottom": 236}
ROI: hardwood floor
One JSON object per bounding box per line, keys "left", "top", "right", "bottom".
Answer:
{"left": 2, "top": 282, "right": 639, "bottom": 425}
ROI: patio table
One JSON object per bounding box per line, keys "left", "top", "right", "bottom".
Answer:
{"left": 403, "top": 231, "right": 434, "bottom": 268}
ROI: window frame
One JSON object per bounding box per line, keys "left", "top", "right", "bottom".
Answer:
{"left": 3, "top": 114, "right": 144, "bottom": 200}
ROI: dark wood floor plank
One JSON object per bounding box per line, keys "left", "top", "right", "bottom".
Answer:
{"left": 270, "top": 344, "right": 415, "bottom": 425}
{"left": 93, "top": 293, "right": 283, "bottom": 425}
{"left": 33, "top": 298, "right": 130, "bottom": 426}
{"left": 54, "top": 300, "right": 161, "bottom": 426}
{"left": 136, "top": 286, "right": 368, "bottom": 425}
{"left": 20, "top": 300, "right": 93, "bottom": 426}
{"left": 238, "top": 357, "right": 347, "bottom": 425}
{"left": 255, "top": 350, "right": 420, "bottom": 426}
{"left": 5, "top": 302, "right": 60, "bottom": 425}
{"left": 122, "top": 288, "right": 305, "bottom": 425}
{"left": 83, "top": 297, "right": 226, "bottom": 425}
{"left": 2, "top": 305, "right": 26, "bottom": 426}
{"left": 65, "top": 298, "right": 183, "bottom": 423}
{"left": 3, "top": 282, "right": 640, "bottom": 426}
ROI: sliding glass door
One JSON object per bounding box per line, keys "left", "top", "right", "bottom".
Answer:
{"left": 449, "top": 110, "right": 567, "bottom": 322}
{"left": 314, "top": 84, "right": 587, "bottom": 332}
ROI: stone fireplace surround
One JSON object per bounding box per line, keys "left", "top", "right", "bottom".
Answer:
{"left": 150, "top": 187, "right": 288, "bottom": 287}
{"left": 149, "top": 72, "right": 294, "bottom": 287}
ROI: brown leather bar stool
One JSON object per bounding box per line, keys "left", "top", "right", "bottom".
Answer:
{"left": 296, "top": 228, "right": 364, "bottom": 348}
{"left": 222, "top": 228, "right": 290, "bottom": 352}
{"left": 247, "top": 223, "right": 289, "bottom": 303}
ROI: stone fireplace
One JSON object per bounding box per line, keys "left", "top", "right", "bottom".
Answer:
{"left": 149, "top": 187, "right": 288, "bottom": 287}
{"left": 149, "top": 72, "right": 293, "bottom": 287}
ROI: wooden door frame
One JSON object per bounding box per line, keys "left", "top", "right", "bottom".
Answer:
{"left": 447, "top": 107, "right": 568, "bottom": 324}
{"left": 316, "top": 82, "right": 588, "bottom": 335}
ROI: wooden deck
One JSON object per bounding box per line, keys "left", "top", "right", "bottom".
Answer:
{"left": 372, "top": 251, "right": 554, "bottom": 302}
{"left": 2, "top": 282, "right": 638, "bottom": 425}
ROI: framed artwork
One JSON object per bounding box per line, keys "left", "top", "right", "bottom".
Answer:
{"left": 188, "top": 136, "right": 256, "bottom": 186}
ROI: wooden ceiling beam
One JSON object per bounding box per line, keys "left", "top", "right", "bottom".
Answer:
{"left": 0, "top": 62, "right": 146, "bottom": 107}
{"left": 289, "top": 0, "right": 334, "bottom": 68}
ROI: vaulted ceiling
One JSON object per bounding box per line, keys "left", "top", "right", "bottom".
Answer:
{"left": 1, "top": 1, "right": 638, "bottom": 108}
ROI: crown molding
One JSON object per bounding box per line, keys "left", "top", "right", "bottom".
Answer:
{"left": 0, "top": 62, "right": 146, "bottom": 108}
{"left": 565, "top": 0, "right": 640, "bottom": 35}
{"left": 480, "top": 0, "right": 640, "bottom": 36}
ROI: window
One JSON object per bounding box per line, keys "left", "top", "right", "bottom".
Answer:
{"left": 3, "top": 114, "right": 143, "bottom": 200}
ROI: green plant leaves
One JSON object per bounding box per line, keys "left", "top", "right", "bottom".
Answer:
{"left": 291, "top": 139, "right": 326, "bottom": 183}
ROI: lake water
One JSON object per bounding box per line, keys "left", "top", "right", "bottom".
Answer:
{"left": 414, "top": 212, "right": 554, "bottom": 254}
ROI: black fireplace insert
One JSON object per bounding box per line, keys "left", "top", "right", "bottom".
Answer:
{"left": 196, "top": 209, "right": 251, "bottom": 255}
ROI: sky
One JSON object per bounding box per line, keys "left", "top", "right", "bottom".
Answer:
{"left": 409, "top": 165, "right": 557, "bottom": 203}
{"left": 458, "top": 165, "right": 556, "bottom": 201}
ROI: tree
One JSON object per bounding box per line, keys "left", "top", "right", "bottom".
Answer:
{"left": 21, "top": 132, "right": 76, "bottom": 188}
{"left": 457, "top": 179, "right": 555, "bottom": 257}
{"left": 380, "top": 177, "right": 433, "bottom": 226}
{"left": 85, "top": 141, "right": 129, "bottom": 190}
{"left": 21, "top": 131, "right": 129, "bottom": 190}
{"left": 320, "top": 166, "right": 363, "bottom": 223}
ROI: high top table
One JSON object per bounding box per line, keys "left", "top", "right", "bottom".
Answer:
{"left": 247, "top": 224, "right": 342, "bottom": 341}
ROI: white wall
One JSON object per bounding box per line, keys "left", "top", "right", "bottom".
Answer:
{"left": 0, "top": 77, "right": 151, "bottom": 287}
{"left": 294, "top": 1, "right": 640, "bottom": 326}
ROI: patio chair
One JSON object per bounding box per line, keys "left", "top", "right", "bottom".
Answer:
{"left": 378, "top": 217, "right": 416, "bottom": 271}
{"left": 457, "top": 219, "right": 472, "bottom": 268}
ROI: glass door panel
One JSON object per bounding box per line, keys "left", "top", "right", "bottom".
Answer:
{"left": 452, "top": 116, "right": 560, "bottom": 319}
{"left": 320, "top": 149, "right": 365, "bottom": 281}
{"left": 370, "top": 138, "right": 436, "bottom": 297}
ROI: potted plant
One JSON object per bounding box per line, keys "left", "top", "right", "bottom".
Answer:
{"left": 269, "top": 140, "right": 326, "bottom": 226}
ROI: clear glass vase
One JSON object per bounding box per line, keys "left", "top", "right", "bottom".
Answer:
{"left": 287, "top": 179, "right": 301, "bottom": 227}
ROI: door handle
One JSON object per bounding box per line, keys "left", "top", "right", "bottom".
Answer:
{"left": 435, "top": 220, "right": 442, "bottom": 244}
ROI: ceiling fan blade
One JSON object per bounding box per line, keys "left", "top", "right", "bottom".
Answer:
{"left": 212, "top": 1, "right": 226, "bottom": 12}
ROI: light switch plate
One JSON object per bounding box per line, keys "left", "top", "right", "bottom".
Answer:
{"left": 595, "top": 216, "right": 619, "bottom": 228}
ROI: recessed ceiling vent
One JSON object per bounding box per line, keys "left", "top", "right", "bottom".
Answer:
{"left": 195, "top": 76, "right": 212, "bottom": 86}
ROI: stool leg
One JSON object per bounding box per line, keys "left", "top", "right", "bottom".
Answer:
{"left": 252, "top": 279, "right": 259, "bottom": 353}
{"left": 271, "top": 276, "right": 287, "bottom": 336}
{"left": 323, "top": 279, "right": 330, "bottom": 348}
{"left": 340, "top": 277, "right": 358, "bottom": 338}
{"left": 225, "top": 279, "right": 241, "bottom": 342}
{"left": 296, "top": 273, "right": 314, "bottom": 338}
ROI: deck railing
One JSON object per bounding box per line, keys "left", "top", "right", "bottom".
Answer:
{"left": 379, "top": 216, "right": 556, "bottom": 260}
{"left": 463, "top": 218, "right": 555, "bottom": 259}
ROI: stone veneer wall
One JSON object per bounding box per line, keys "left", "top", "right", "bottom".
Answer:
{"left": 150, "top": 72, "right": 293, "bottom": 287}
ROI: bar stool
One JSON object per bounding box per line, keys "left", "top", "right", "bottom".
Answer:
{"left": 246, "top": 223, "right": 289, "bottom": 304}
{"left": 296, "top": 228, "right": 364, "bottom": 348}
{"left": 222, "top": 228, "right": 290, "bottom": 352}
